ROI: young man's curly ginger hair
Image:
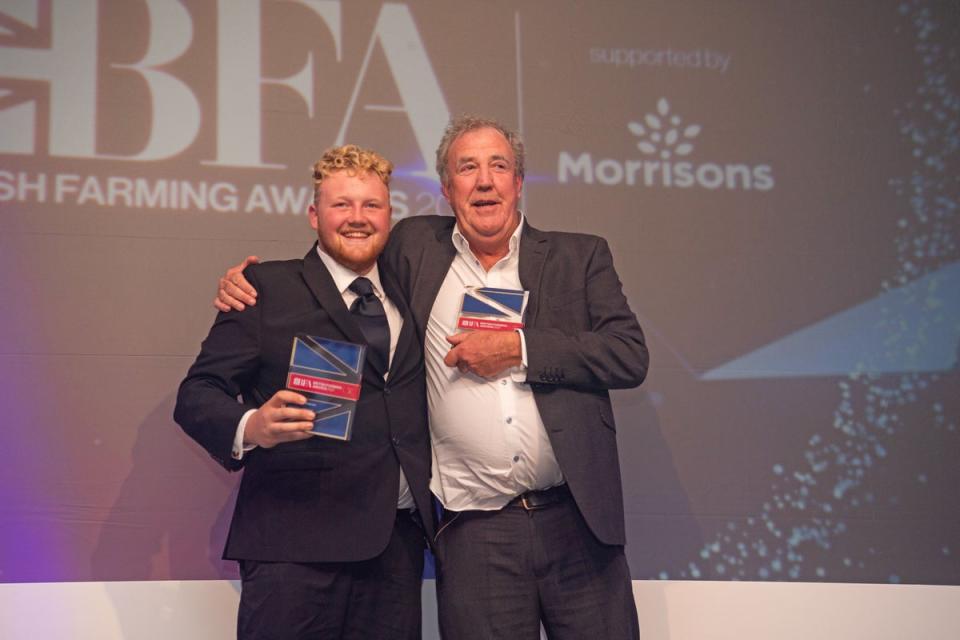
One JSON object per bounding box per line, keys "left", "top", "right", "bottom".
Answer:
{"left": 311, "top": 144, "right": 393, "bottom": 203}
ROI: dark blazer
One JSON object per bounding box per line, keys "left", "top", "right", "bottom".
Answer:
{"left": 174, "top": 246, "right": 434, "bottom": 562}
{"left": 383, "top": 215, "right": 648, "bottom": 546}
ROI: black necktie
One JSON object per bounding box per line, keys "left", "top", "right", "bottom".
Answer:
{"left": 349, "top": 277, "right": 390, "bottom": 375}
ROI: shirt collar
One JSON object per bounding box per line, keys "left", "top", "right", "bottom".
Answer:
{"left": 451, "top": 212, "right": 525, "bottom": 259}
{"left": 315, "top": 245, "right": 385, "bottom": 298}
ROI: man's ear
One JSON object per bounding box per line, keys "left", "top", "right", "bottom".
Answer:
{"left": 307, "top": 203, "right": 319, "bottom": 230}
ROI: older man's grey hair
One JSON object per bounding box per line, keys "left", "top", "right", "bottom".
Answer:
{"left": 435, "top": 115, "right": 525, "bottom": 187}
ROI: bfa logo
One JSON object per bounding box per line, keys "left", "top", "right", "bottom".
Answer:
{"left": 559, "top": 97, "right": 774, "bottom": 191}
{"left": 0, "top": 1, "right": 448, "bottom": 176}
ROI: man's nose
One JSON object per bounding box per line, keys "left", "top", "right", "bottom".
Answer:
{"left": 476, "top": 166, "right": 493, "bottom": 189}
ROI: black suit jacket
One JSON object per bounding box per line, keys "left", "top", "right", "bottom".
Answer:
{"left": 383, "top": 215, "right": 648, "bottom": 546}
{"left": 174, "top": 246, "right": 434, "bottom": 562}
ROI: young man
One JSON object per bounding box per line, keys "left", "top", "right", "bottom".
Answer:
{"left": 175, "top": 145, "right": 433, "bottom": 640}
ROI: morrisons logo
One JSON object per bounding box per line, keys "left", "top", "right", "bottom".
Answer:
{"left": 558, "top": 98, "right": 774, "bottom": 191}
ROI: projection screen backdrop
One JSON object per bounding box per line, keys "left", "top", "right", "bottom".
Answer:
{"left": 0, "top": 0, "right": 957, "bottom": 588}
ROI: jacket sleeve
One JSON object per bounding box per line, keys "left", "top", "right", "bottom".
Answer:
{"left": 173, "top": 266, "right": 264, "bottom": 471}
{"left": 381, "top": 216, "right": 420, "bottom": 301}
{"left": 522, "top": 237, "right": 648, "bottom": 390}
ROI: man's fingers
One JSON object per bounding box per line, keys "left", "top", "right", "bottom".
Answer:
{"left": 273, "top": 390, "right": 308, "bottom": 406}
{"left": 442, "top": 345, "right": 472, "bottom": 374}
{"left": 268, "top": 420, "right": 316, "bottom": 434}
{"left": 443, "top": 346, "right": 461, "bottom": 367}
{"left": 220, "top": 277, "right": 257, "bottom": 306}
{"left": 213, "top": 297, "right": 236, "bottom": 312}
{"left": 228, "top": 274, "right": 257, "bottom": 299}
{"left": 215, "top": 256, "right": 261, "bottom": 313}
{"left": 446, "top": 332, "right": 467, "bottom": 346}
{"left": 230, "top": 257, "right": 259, "bottom": 297}
{"left": 215, "top": 291, "right": 246, "bottom": 312}
{"left": 215, "top": 277, "right": 249, "bottom": 311}
{"left": 275, "top": 406, "right": 315, "bottom": 422}
{"left": 250, "top": 391, "right": 315, "bottom": 446}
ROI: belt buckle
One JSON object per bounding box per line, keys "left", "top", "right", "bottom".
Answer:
{"left": 519, "top": 491, "right": 548, "bottom": 511}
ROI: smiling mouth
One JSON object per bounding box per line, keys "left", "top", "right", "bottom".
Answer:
{"left": 340, "top": 229, "right": 374, "bottom": 240}
{"left": 471, "top": 199, "right": 499, "bottom": 208}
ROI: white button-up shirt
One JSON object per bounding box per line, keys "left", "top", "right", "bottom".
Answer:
{"left": 426, "top": 216, "right": 564, "bottom": 511}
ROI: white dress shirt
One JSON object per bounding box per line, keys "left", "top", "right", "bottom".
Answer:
{"left": 233, "top": 247, "right": 413, "bottom": 509}
{"left": 426, "top": 215, "right": 564, "bottom": 511}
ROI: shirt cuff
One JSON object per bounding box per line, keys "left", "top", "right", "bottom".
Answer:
{"left": 233, "top": 409, "right": 258, "bottom": 460}
{"left": 517, "top": 329, "right": 529, "bottom": 367}
{"left": 510, "top": 329, "right": 529, "bottom": 383}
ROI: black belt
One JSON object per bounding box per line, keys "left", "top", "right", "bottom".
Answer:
{"left": 506, "top": 484, "right": 570, "bottom": 511}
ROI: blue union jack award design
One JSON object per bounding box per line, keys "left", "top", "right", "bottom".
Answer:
{"left": 286, "top": 334, "right": 365, "bottom": 441}
{"left": 457, "top": 286, "right": 529, "bottom": 331}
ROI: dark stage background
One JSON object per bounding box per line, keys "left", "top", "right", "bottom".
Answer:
{"left": 0, "top": 0, "right": 957, "bottom": 586}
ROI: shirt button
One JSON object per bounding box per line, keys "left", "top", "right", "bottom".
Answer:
{"left": 506, "top": 417, "right": 513, "bottom": 424}
{"left": 512, "top": 455, "right": 520, "bottom": 462}
{"left": 501, "top": 379, "right": 507, "bottom": 386}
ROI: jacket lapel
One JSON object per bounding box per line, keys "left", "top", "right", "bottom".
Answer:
{"left": 409, "top": 220, "right": 457, "bottom": 334}
{"left": 380, "top": 267, "right": 416, "bottom": 378}
{"left": 300, "top": 246, "right": 369, "bottom": 349}
{"left": 518, "top": 222, "right": 549, "bottom": 328}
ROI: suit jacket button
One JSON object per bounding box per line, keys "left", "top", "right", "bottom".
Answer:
{"left": 383, "top": 386, "right": 391, "bottom": 395}
{"left": 392, "top": 436, "right": 401, "bottom": 446}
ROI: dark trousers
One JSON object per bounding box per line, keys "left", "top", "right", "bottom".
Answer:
{"left": 237, "top": 511, "right": 425, "bottom": 640}
{"left": 434, "top": 496, "right": 639, "bottom": 640}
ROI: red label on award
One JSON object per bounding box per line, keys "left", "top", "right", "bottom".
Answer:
{"left": 286, "top": 373, "right": 361, "bottom": 401}
{"left": 457, "top": 287, "right": 528, "bottom": 332}
{"left": 457, "top": 317, "right": 525, "bottom": 331}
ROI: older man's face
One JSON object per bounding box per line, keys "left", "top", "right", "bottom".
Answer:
{"left": 442, "top": 127, "right": 522, "bottom": 251}
{"left": 308, "top": 170, "right": 391, "bottom": 275}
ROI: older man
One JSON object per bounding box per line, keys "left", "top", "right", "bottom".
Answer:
{"left": 177, "top": 145, "right": 433, "bottom": 640}
{"left": 218, "top": 117, "right": 648, "bottom": 639}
